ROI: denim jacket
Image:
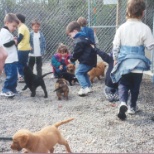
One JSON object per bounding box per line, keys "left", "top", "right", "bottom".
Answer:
{"left": 30, "top": 31, "right": 46, "bottom": 55}
{"left": 111, "top": 45, "right": 151, "bottom": 83}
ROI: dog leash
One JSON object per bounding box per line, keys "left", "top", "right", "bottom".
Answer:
{"left": 0, "top": 137, "right": 13, "bottom": 141}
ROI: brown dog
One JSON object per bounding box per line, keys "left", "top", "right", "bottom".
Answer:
{"left": 67, "top": 63, "right": 75, "bottom": 74}
{"left": 54, "top": 78, "right": 69, "bottom": 100}
{"left": 11, "top": 118, "right": 74, "bottom": 153}
{"left": 88, "top": 61, "right": 106, "bottom": 83}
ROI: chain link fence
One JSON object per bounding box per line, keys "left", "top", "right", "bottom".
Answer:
{"left": 0, "top": 0, "right": 154, "bottom": 72}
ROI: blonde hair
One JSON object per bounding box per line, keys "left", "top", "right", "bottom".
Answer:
{"left": 57, "top": 43, "right": 69, "bottom": 54}
{"left": 77, "top": 16, "right": 87, "bottom": 26}
{"left": 126, "top": 0, "right": 146, "bottom": 19}
{"left": 4, "top": 13, "right": 19, "bottom": 24}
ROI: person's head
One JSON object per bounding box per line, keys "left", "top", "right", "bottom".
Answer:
{"left": 4, "top": 13, "right": 19, "bottom": 33}
{"left": 31, "top": 19, "right": 41, "bottom": 33}
{"left": 66, "top": 21, "right": 81, "bottom": 39}
{"left": 77, "top": 16, "right": 87, "bottom": 27}
{"left": 57, "top": 43, "right": 69, "bottom": 56}
{"left": 126, "top": 0, "right": 146, "bottom": 19}
{"left": 16, "top": 13, "right": 25, "bottom": 23}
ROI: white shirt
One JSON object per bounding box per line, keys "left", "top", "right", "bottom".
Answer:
{"left": 113, "top": 18, "right": 154, "bottom": 60}
{"left": 29, "top": 32, "right": 41, "bottom": 57}
{"left": 0, "top": 28, "right": 18, "bottom": 63}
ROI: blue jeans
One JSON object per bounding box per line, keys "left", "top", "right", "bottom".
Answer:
{"left": 2, "top": 62, "right": 18, "bottom": 93}
{"left": 18, "top": 51, "right": 30, "bottom": 76}
{"left": 75, "top": 64, "right": 93, "bottom": 88}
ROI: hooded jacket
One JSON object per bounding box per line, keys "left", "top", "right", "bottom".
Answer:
{"left": 70, "top": 32, "right": 97, "bottom": 67}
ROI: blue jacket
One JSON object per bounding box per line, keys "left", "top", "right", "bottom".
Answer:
{"left": 30, "top": 31, "right": 46, "bottom": 55}
{"left": 81, "top": 26, "right": 95, "bottom": 44}
{"left": 111, "top": 45, "right": 151, "bottom": 83}
{"left": 70, "top": 32, "right": 97, "bottom": 67}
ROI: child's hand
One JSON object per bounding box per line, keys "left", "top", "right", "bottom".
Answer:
{"left": 90, "top": 44, "right": 95, "bottom": 48}
{"left": 14, "top": 37, "right": 18, "bottom": 45}
{"left": 68, "top": 59, "right": 71, "bottom": 63}
{"left": 30, "top": 46, "right": 33, "bottom": 50}
{"left": 114, "top": 60, "right": 117, "bottom": 66}
{"left": 59, "top": 65, "right": 63, "bottom": 70}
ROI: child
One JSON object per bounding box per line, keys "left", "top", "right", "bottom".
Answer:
{"left": 111, "top": 0, "right": 154, "bottom": 120}
{"left": 66, "top": 21, "right": 97, "bottom": 96}
{"left": 97, "top": 49, "right": 118, "bottom": 102}
{"left": 77, "top": 16, "right": 95, "bottom": 44}
{"left": 16, "top": 13, "right": 31, "bottom": 82}
{"left": 51, "top": 43, "right": 71, "bottom": 77}
{"left": 28, "top": 19, "right": 46, "bottom": 76}
{"left": 0, "top": 13, "right": 19, "bottom": 97}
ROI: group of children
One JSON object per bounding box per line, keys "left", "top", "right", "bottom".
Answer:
{"left": 0, "top": 13, "right": 46, "bottom": 98}
{"left": 0, "top": 0, "right": 154, "bottom": 121}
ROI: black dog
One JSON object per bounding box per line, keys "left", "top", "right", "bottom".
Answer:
{"left": 22, "top": 66, "right": 52, "bottom": 98}
{"left": 58, "top": 72, "right": 78, "bottom": 86}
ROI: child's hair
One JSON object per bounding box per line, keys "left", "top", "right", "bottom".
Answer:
{"left": 16, "top": 13, "right": 25, "bottom": 23}
{"left": 77, "top": 16, "right": 87, "bottom": 27}
{"left": 4, "top": 13, "right": 19, "bottom": 24}
{"left": 57, "top": 43, "right": 69, "bottom": 54}
{"left": 126, "top": 0, "right": 146, "bottom": 19}
{"left": 66, "top": 21, "right": 81, "bottom": 35}
{"left": 31, "top": 19, "right": 41, "bottom": 26}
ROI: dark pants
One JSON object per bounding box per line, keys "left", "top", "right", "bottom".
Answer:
{"left": 18, "top": 51, "right": 30, "bottom": 77}
{"left": 28, "top": 56, "right": 42, "bottom": 76}
{"left": 118, "top": 73, "right": 143, "bottom": 108}
{"left": 2, "top": 62, "right": 18, "bottom": 93}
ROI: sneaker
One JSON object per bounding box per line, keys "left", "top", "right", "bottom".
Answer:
{"left": 18, "top": 76, "right": 25, "bottom": 83}
{"left": 113, "top": 93, "right": 119, "bottom": 102}
{"left": 128, "top": 106, "right": 139, "bottom": 115}
{"left": 78, "top": 88, "right": 88, "bottom": 96}
{"left": 107, "top": 94, "right": 115, "bottom": 102}
{"left": 85, "top": 87, "right": 92, "bottom": 93}
{"left": 0, "top": 91, "right": 15, "bottom": 98}
{"left": 117, "top": 102, "right": 128, "bottom": 120}
{"left": 104, "top": 89, "right": 114, "bottom": 102}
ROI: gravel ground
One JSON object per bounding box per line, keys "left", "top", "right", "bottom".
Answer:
{"left": 0, "top": 62, "right": 154, "bottom": 153}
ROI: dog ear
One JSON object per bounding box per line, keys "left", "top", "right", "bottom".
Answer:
{"left": 19, "top": 134, "right": 29, "bottom": 148}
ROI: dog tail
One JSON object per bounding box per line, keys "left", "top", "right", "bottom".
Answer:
{"left": 42, "top": 72, "right": 53, "bottom": 78}
{"left": 54, "top": 118, "right": 74, "bottom": 128}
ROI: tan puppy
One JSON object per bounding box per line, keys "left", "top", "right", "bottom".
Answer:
{"left": 11, "top": 118, "right": 74, "bottom": 153}
{"left": 54, "top": 78, "right": 69, "bottom": 100}
{"left": 88, "top": 61, "right": 106, "bottom": 83}
{"left": 67, "top": 63, "right": 75, "bottom": 74}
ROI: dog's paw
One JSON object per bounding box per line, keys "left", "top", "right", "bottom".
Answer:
{"left": 31, "top": 94, "right": 35, "bottom": 97}
{"left": 44, "top": 95, "right": 48, "bottom": 98}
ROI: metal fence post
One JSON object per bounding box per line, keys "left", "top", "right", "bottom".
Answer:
{"left": 152, "top": 13, "right": 154, "bottom": 83}
{"left": 116, "top": 0, "right": 120, "bottom": 30}
{"left": 87, "top": 0, "right": 91, "bottom": 27}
